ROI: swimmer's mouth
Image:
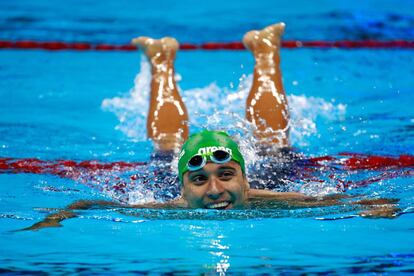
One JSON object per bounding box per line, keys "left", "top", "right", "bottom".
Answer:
{"left": 206, "top": 201, "right": 231, "bottom": 210}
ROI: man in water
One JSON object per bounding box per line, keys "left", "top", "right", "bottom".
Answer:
{"left": 132, "top": 22, "right": 305, "bottom": 209}
{"left": 24, "top": 23, "right": 397, "bottom": 230}
{"left": 130, "top": 22, "right": 383, "bottom": 209}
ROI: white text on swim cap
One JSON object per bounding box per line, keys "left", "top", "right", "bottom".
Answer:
{"left": 197, "top": 146, "right": 232, "bottom": 156}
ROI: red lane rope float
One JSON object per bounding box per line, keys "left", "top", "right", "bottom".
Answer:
{"left": 1, "top": 154, "right": 413, "bottom": 195}
{"left": 1, "top": 40, "right": 413, "bottom": 51}
{"left": 0, "top": 157, "right": 146, "bottom": 176}
{"left": 1, "top": 153, "right": 413, "bottom": 175}
{"left": 341, "top": 170, "right": 414, "bottom": 191}
{"left": 305, "top": 153, "right": 414, "bottom": 170}
{"left": 305, "top": 153, "right": 414, "bottom": 191}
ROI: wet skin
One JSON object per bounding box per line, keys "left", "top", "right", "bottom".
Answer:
{"left": 21, "top": 164, "right": 400, "bottom": 231}
{"left": 182, "top": 161, "right": 249, "bottom": 209}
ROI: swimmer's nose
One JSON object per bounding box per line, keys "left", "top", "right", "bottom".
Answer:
{"left": 206, "top": 176, "right": 224, "bottom": 200}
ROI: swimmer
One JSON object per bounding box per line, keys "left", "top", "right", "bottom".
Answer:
{"left": 130, "top": 22, "right": 298, "bottom": 209}
{"left": 23, "top": 23, "right": 398, "bottom": 231}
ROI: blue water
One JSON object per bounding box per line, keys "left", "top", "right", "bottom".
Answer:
{"left": 1, "top": 0, "right": 414, "bottom": 274}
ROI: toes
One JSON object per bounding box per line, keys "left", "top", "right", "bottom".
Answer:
{"left": 131, "top": 36, "right": 178, "bottom": 53}
{"left": 243, "top": 22, "right": 285, "bottom": 52}
{"left": 161, "top": 37, "right": 179, "bottom": 51}
{"left": 264, "top": 22, "right": 285, "bottom": 36}
{"left": 131, "top": 36, "right": 152, "bottom": 48}
{"left": 131, "top": 36, "right": 179, "bottom": 61}
{"left": 242, "top": 30, "right": 259, "bottom": 50}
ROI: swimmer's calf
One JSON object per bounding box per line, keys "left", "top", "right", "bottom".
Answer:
{"left": 131, "top": 36, "right": 189, "bottom": 151}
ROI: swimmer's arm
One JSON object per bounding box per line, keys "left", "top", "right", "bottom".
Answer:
{"left": 21, "top": 200, "right": 121, "bottom": 231}
{"left": 23, "top": 198, "right": 188, "bottom": 231}
{"left": 248, "top": 189, "right": 344, "bottom": 207}
{"left": 248, "top": 189, "right": 400, "bottom": 218}
{"left": 130, "top": 197, "right": 187, "bottom": 209}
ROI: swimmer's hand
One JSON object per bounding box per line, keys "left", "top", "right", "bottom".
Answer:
{"left": 23, "top": 221, "right": 62, "bottom": 231}
{"left": 247, "top": 190, "right": 401, "bottom": 217}
{"left": 359, "top": 206, "right": 400, "bottom": 219}
{"left": 21, "top": 200, "right": 120, "bottom": 231}
{"left": 21, "top": 210, "right": 76, "bottom": 231}
{"left": 355, "top": 198, "right": 400, "bottom": 219}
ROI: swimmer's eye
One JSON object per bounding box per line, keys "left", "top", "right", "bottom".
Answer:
{"left": 190, "top": 175, "right": 208, "bottom": 185}
{"left": 218, "top": 170, "right": 235, "bottom": 181}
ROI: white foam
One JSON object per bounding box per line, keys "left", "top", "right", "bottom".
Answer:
{"left": 127, "top": 189, "right": 156, "bottom": 205}
{"left": 101, "top": 56, "right": 151, "bottom": 140}
{"left": 102, "top": 57, "right": 346, "bottom": 150}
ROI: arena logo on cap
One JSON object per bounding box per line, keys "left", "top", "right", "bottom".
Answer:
{"left": 197, "top": 146, "right": 232, "bottom": 156}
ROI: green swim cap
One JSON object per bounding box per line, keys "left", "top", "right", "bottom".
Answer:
{"left": 178, "top": 130, "right": 246, "bottom": 183}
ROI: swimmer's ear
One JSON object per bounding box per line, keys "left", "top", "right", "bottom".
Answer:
{"left": 243, "top": 176, "right": 249, "bottom": 190}
{"left": 180, "top": 180, "right": 186, "bottom": 196}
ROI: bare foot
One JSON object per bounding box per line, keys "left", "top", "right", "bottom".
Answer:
{"left": 131, "top": 36, "right": 179, "bottom": 65}
{"left": 243, "top": 22, "right": 285, "bottom": 55}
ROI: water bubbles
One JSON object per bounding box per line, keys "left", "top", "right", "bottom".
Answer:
{"left": 128, "top": 189, "right": 155, "bottom": 205}
{"left": 300, "top": 182, "right": 340, "bottom": 197}
{"left": 175, "top": 73, "right": 182, "bottom": 82}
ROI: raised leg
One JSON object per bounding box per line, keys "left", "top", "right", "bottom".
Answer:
{"left": 131, "top": 36, "right": 189, "bottom": 151}
{"left": 243, "top": 23, "right": 289, "bottom": 146}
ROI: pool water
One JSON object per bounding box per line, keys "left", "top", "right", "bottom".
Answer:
{"left": 1, "top": 0, "right": 414, "bottom": 274}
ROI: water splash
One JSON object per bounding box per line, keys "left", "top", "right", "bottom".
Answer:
{"left": 102, "top": 56, "right": 152, "bottom": 140}
{"left": 102, "top": 57, "right": 346, "bottom": 146}
{"left": 99, "top": 57, "right": 350, "bottom": 198}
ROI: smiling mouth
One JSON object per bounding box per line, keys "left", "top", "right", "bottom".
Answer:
{"left": 206, "top": 201, "right": 231, "bottom": 210}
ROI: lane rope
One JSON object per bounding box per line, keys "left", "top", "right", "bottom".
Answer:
{"left": 1, "top": 153, "right": 413, "bottom": 175}
{"left": 1, "top": 40, "right": 413, "bottom": 51}
{"left": 1, "top": 154, "right": 412, "bottom": 192}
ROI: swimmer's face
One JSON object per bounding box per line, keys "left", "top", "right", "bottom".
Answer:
{"left": 182, "top": 161, "right": 249, "bottom": 210}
